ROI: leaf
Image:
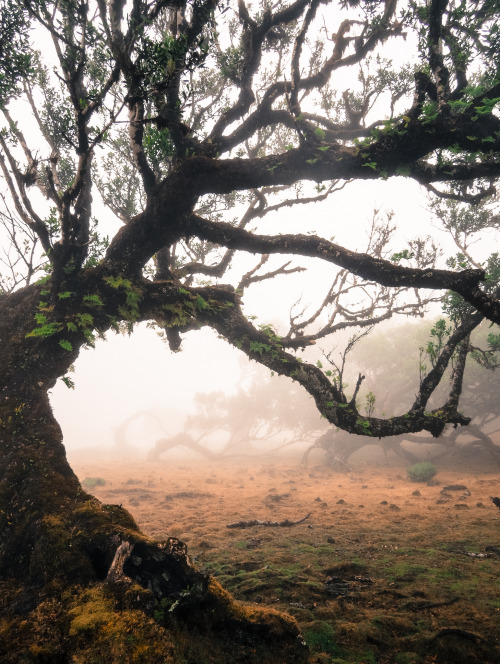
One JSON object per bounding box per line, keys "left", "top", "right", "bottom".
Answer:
{"left": 59, "top": 339, "right": 73, "bottom": 351}
{"left": 195, "top": 294, "right": 210, "bottom": 310}
{"left": 83, "top": 294, "right": 104, "bottom": 306}
{"left": 395, "top": 164, "right": 411, "bottom": 177}
{"left": 61, "top": 376, "right": 75, "bottom": 389}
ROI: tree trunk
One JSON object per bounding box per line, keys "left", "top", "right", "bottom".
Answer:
{"left": 0, "top": 286, "right": 307, "bottom": 664}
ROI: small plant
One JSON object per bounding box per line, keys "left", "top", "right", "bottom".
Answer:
{"left": 82, "top": 476, "right": 106, "bottom": 488}
{"left": 303, "top": 621, "right": 340, "bottom": 656}
{"left": 407, "top": 461, "right": 437, "bottom": 482}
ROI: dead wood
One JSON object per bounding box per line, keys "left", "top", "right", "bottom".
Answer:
{"left": 226, "top": 513, "right": 311, "bottom": 529}
{"left": 485, "top": 545, "right": 500, "bottom": 555}
{"left": 104, "top": 540, "right": 133, "bottom": 585}
{"left": 405, "top": 596, "right": 460, "bottom": 611}
{"left": 432, "top": 628, "right": 489, "bottom": 644}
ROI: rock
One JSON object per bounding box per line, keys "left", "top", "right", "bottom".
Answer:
{"left": 443, "top": 484, "right": 469, "bottom": 492}
{"left": 412, "top": 489, "right": 421, "bottom": 496}
{"left": 336, "top": 498, "right": 345, "bottom": 504}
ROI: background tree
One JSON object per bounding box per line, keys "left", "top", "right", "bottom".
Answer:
{"left": 1, "top": 0, "right": 500, "bottom": 659}
{"left": 303, "top": 316, "right": 500, "bottom": 468}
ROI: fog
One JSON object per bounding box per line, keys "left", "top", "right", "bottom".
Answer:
{"left": 48, "top": 177, "right": 498, "bottom": 465}
{"left": 51, "top": 325, "right": 244, "bottom": 451}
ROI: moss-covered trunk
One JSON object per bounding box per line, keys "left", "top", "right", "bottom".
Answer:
{"left": 0, "top": 285, "right": 307, "bottom": 663}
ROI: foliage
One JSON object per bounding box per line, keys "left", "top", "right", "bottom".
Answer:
{"left": 406, "top": 461, "right": 437, "bottom": 483}
{"left": 0, "top": 0, "right": 32, "bottom": 107}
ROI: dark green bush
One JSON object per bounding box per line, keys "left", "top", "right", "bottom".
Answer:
{"left": 407, "top": 462, "right": 437, "bottom": 482}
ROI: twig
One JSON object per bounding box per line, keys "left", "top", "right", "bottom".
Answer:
{"left": 226, "top": 513, "right": 311, "bottom": 529}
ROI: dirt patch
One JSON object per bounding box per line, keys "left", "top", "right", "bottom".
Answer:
{"left": 73, "top": 456, "right": 500, "bottom": 664}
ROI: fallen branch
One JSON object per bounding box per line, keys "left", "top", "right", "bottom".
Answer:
{"left": 226, "top": 513, "right": 311, "bottom": 529}
{"left": 485, "top": 545, "right": 500, "bottom": 555}
{"left": 432, "top": 628, "right": 490, "bottom": 644}
{"left": 404, "top": 596, "right": 460, "bottom": 611}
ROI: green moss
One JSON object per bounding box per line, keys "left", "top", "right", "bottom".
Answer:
{"left": 303, "top": 621, "right": 340, "bottom": 656}
{"left": 68, "top": 588, "right": 114, "bottom": 635}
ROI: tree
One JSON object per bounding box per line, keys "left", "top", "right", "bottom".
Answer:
{"left": 152, "top": 362, "right": 327, "bottom": 459}
{"left": 303, "top": 318, "right": 500, "bottom": 468}
{"left": 1, "top": 0, "right": 500, "bottom": 659}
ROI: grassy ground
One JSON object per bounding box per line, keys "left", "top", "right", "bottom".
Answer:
{"left": 74, "top": 450, "right": 500, "bottom": 664}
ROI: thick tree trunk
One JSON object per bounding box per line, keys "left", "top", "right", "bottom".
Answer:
{"left": 0, "top": 286, "right": 307, "bottom": 663}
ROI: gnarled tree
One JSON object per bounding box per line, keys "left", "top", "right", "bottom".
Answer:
{"left": 1, "top": 0, "right": 499, "bottom": 660}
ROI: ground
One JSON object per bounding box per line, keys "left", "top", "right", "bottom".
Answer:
{"left": 72, "top": 447, "right": 500, "bottom": 664}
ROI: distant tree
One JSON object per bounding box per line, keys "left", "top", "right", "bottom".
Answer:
{"left": 1, "top": 0, "right": 500, "bottom": 658}
{"left": 303, "top": 318, "right": 500, "bottom": 467}
{"left": 184, "top": 363, "right": 327, "bottom": 454}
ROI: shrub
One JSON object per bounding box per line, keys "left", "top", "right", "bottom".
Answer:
{"left": 407, "top": 462, "right": 437, "bottom": 482}
{"left": 82, "top": 477, "right": 106, "bottom": 488}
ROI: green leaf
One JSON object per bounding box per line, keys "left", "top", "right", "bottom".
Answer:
{"left": 83, "top": 294, "right": 104, "bottom": 307}
{"left": 61, "top": 376, "right": 75, "bottom": 389}
{"left": 59, "top": 339, "right": 73, "bottom": 351}
{"left": 395, "top": 164, "right": 411, "bottom": 177}
{"left": 195, "top": 294, "right": 210, "bottom": 310}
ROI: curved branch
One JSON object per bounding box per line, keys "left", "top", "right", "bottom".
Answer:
{"left": 185, "top": 214, "right": 500, "bottom": 322}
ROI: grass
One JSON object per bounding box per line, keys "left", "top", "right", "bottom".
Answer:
{"left": 199, "top": 518, "right": 500, "bottom": 664}
{"left": 407, "top": 462, "right": 437, "bottom": 482}
{"left": 83, "top": 458, "right": 500, "bottom": 664}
